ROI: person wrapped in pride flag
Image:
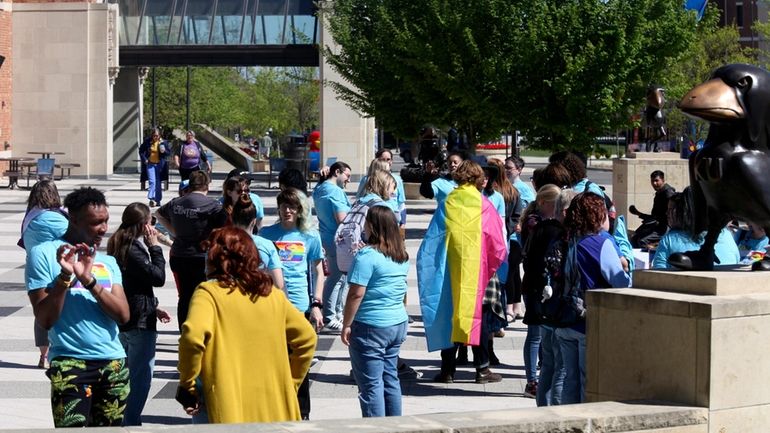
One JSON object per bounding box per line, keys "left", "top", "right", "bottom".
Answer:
{"left": 417, "top": 160, "right": 508, "bottom": 383}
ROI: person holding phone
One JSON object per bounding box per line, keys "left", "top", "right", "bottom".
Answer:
{"left": 107, "top": 202, "right": 172, "bottom": 426}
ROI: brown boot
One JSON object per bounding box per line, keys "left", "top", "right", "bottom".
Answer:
{"left": 475, "top": 367, "right": 502, "bottom": 384}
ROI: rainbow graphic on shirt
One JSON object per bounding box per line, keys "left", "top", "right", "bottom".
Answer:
{"left": 71, "top": 263, "right": 113, "bottom": 292}
{"left": 417, "top": 184, "right": 507, "bottom": 352}
{"left": 275, "top": 241, "right": 306, "bottom": 263}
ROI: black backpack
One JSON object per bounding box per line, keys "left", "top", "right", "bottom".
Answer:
{"left": 541, "top": 235, "right": 575, "bottom": 326}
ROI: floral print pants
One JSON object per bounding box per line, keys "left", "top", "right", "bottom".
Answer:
{"left": 46, "top": 357, "right": 130, "bottom": 427}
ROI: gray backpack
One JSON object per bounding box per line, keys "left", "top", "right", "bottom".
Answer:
{"left": 334, "top": 198, "right": 382, "bottom": 273}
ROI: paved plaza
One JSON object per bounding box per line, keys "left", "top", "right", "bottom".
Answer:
{"left": 0, "top": 160, "right": 611, "bottom": 428}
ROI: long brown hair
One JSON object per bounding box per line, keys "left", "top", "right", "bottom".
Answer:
{"left": 107, "top": 202, "right": 151, "bottom": 266}
{"left": 27, "top": 179, "right": 61, "bottom": 212}
{"left": 222, "top": 176, "right": 246, "bottom": 214}
{"left": 487, "top": 158, "right": 518, "bottom": 204}
{"left": 230, "top": 193, "right": 256, "bottom": 229}
{"left": 203, "top": 226, "right": 273, "bottom": 300}
{"left": 364, "top": 206, "right": 408, "bottom": 263}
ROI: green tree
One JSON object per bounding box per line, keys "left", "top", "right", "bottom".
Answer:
{"left": 662, "top": 5, "right": 753, "bottom": 147}
{"left": 323, "top": 0, "right": 699, "bottom": 153}
{"left": 143, "top": 66, "right": 319, "bottom": 142}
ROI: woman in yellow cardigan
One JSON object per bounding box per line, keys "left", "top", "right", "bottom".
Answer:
{"left": 177, "top": 226, "right": 317, "bottom": 423}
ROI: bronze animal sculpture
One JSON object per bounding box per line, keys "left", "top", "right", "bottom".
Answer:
{"left": 644, "top": 85, "right": 667, "bottom": 152}
{"left": 670, "top": 63, "right": 770, "bottom": 271}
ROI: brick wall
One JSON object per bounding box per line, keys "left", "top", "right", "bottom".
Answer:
{"left": 0, "top": 4, "right": 11, "bottom": 153}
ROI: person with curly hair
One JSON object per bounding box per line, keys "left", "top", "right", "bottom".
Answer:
{"left": 558, "top": 192, "right": 631, "bottom": 404}
{"left": 177, "top": 226, "right": 316, "bottom": 423}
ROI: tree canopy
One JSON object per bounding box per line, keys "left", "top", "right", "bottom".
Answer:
{"left": 323, "top": 0, "right": 700, "bottom": 152}
{"left": 143, "top": 66, "right": 319, "bottom": 141}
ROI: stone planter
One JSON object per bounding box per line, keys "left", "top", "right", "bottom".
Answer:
{"left": 475, "top": 149, "right": 510, "bottom": 160}
{"left": 404, "top": 182, "right": 424, "bottom": 200}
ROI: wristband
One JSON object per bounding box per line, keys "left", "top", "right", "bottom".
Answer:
{"left": 57, "top": 272, "right": 74, "bottom": 286}
{"left": 310, "top": 301, "right": 323, "bottom": 309}
{"left": 84, "top": 275, "right": 97, "bottom": 292}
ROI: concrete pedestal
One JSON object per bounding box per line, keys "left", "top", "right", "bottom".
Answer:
{"left": 612, "top": 152, "right": 688, "bottom": 230}
{"left": 587, "top": 268, "right": 770, "bottom": 432}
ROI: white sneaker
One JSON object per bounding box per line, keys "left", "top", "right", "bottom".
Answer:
{"left": 323, "top": 319, "right": 343, "bottom": 334}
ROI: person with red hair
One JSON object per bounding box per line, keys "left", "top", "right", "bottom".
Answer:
{"left": 558, "top": 192, "right": 630, "bottom": 404}
{"left": 176, "top": 226, "right": 316, "bottom": 423}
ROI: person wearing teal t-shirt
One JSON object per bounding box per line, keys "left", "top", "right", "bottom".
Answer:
{"left": 312, "top": 161, "right": 352, "bottom": 331}
{"left": 26, "top": 187, "right": 130, "bottom": 427}
{"left": 19, "top": 180, "right": 69, "bottom": 369}
{"left": 341, "top": 206, "right": 410, "bottom": 417}
{"left": 357, "top": 150, "right": 407, "bottom": 226}
{"left": 260, "top": 187, "right": 324, "bottom": 420}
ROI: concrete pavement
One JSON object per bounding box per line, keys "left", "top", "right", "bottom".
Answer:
{"left": 0, "top": 162, "right": 613, "bottom": 428}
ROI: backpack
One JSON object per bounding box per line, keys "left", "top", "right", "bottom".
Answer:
{"left": 585, "top": 180, "right": 617, "bottom": 234}
{"left": 541, "top": 235, "right": 574, "bottom": 326}
{"left": 334, "top": 198, "right": 383, "bottom": 273}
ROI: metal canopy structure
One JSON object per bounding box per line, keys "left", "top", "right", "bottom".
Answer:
{"left": 114, "top": 0, "right": 319, "bottom": 66}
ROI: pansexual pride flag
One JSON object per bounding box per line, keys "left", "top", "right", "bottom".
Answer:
{"left": 417, "top": 184, "right": 507, "bottom": 352}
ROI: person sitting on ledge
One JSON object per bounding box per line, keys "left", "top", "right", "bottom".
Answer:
{"left": 629, "top": 170, "right": 675, "bottom": 249}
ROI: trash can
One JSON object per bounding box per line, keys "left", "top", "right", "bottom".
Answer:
{"left": 283, "top": 134, "right": 307, "bottom": 173}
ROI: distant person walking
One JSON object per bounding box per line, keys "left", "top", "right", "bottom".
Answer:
{"left": 177, "top": 226, "right": 317, "bottom": 423}
{"left": 139, "top": 128, "right": 169, "bottom": 207}
{"left": 173, "top": 130, "right": 211, "bottom": 181}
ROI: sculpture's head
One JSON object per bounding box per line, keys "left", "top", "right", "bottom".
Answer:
{"left": 646, "top": 84, "right": 665, "bottom": 110}
{"left": 679, "top": 63, "right": 770, "bottom": 147}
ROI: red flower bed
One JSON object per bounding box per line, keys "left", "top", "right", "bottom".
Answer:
{"left": 476, "top": 143, "right": 509, "bottom": 150}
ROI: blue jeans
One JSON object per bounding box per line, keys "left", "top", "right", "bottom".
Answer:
{"left": 119, "top": 329, "right": 157, "bottom": 426}
{"left": 321, "top": 245, "right": 347, "bottom": 324}
{"left": 523, "top": 324, "right": 542, "bottom": 383}
{"left": 349, "top": 320, "right": 407, "bottom": 417}
{"left": 555, "top": 326, "right": 586, "bottom": 404}
{"left": 147, "top": 162, "right": 162, "bottom": 203}
{"left": 537, "top": 325, "right": 565, "bottom": 406}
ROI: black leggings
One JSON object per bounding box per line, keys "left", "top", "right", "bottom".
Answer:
{"left": 505, "top": 240, "right": 523, "bottom": 304}
{"left": 170, "top": 255, "right": 207, "bottom": 331}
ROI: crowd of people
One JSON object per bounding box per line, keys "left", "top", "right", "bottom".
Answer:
{"left": 23, "top": 146, "right": 760, "bottom": 427}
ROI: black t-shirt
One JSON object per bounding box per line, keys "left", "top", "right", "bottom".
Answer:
{"left": 157, "top": 192, "right": 227, "bottom": 257}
